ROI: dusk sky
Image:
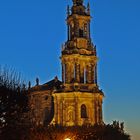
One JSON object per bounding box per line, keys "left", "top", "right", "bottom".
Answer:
{"left": 0, "top": 0, "right": 140, "bottom": 139}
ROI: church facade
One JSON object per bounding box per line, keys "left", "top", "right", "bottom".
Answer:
{"left": 30, "top": 0, "right": 104, "bottom": 127}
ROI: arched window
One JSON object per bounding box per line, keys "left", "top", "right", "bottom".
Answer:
{"left": 79, "top": 29, "right": 84, "bottom": 37}
{"left": 81, "top": 104, "right": 88, "bottom": 118}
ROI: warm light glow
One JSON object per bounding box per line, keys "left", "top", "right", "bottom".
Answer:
{"left": 65, "top": 138, "right": 71, "bottom": 140}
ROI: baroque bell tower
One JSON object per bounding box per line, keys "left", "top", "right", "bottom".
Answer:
{"left": 51, "top": 0, "right": 104, "bottom": 126}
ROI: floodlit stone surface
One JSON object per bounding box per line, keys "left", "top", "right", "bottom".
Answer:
{"left": 30, "top": 0, "right": 104, "bottom": 127}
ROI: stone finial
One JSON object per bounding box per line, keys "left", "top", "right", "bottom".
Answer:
{"left": 61, "top": 44, "right": 65, "bottom": 51}
{"left": 54, "top": 76, "right": 58, "bottom": 82}
{"left": 28, "top": 81, "right": 31, "bottom": 89}
{"left": 36, "top": 77, "right": 39, "bottom": 86}
{"left": 22, "top": 84, "right": 26, "bottom": 91}
{"left": 73, "top": 0, "right": 76, "bottom": 5}
{"left": 67, "top": 5, "right": 70, "bottom": 16}
{"left": 87, "top": 2, "right": 90, "bottom": 15}
{"left": 95, "top": 45, "right": 97, "bottom": 56}
{"left": 73, "top": 0, "right": 83, "bottom": 6}
{"left": 120, "top": 122, "right": 124, "bottom": 131}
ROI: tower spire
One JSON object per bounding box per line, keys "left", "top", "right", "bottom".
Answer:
{"left": 54, "top": 0, "right": 104, "bottom": 127}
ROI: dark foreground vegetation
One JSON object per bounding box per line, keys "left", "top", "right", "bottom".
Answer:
{"left": 28, "top": 124, "right": 131, "bottom": 140}
{"left": 0, "top": 67, "right": 131, "bottom": 140}
{"left": 0, "top": 67, "right": 29, "bottom": 140}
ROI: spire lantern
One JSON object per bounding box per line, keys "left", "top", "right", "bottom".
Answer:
{"left": 73, "top": 0, "right": 84, "bottom": 6}
{"left": 62, "top": 0, "right": 97, "bottom": 85}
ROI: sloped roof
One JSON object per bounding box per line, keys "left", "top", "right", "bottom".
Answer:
{"left": 43, "top": 77, "right": 62, "bottom": 90}
{"left": 30, "top": 77, "right": 62, "bottom": 92}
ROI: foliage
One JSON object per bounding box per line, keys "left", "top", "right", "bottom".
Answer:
{"left": 27, "top": 124, "right": 131, "bottom": 140}
{"left": 0, "top": 67, "right": 29, "bottom": 140}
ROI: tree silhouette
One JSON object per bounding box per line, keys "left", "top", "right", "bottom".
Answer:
{"left": 0, "top": 66, "right": 29, "bottom": 140}
{"left": 27, "top": 124, "right": 131, "bottom": 140}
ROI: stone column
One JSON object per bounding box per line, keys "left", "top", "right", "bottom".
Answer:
{"left": 62, "top": 63, "right": 65, "bottom": 83}
{"left": 70, "top": 25, "right": 73, "bottom": 39}
{"left": 87, "top": 64, "right": 92, "bottom": 83}
{"left": 94, "top": 64, "right": 97, "bottom": 84}
{"left": 99, "top": 99, "right": 103, "bottom": 124}
{"left": 88, "top": 23, "right": 90, "bottom": 39}
{"left": 75, "top": 21, "right": 79, "bottom": 37}
{"left": 75, "top": 96, "right": 78, "bottom": 125}
{"left": 75, "top": 63, "right": 80, "bottom": 83}
{"left": 86, "top": 65, "right": 89, "bottom": 83}
{"left": 91, "top": 64, "right": 95, "bottom": 84}
{"left": 70, "top": 62, "right": 74, "bottom": 83}
{"left": 63, "top": 100, "right": 66, "bottom": 126}
{"left": 60, "top": 100, "right": 63, "bottom": 125}
{"left": 65, "top": 63, "right": 70, "bottom": 83}
{"left": 94, "top": 100, "right": 97, "bottom": 124}
{"left": 98, "top": 100, "right": 101, "bottom": 124}
{"left": 80, "top": 64, "right": 84, "bottom": 83}
{"left": 92, "top": 99, "right": 95, "bottom": 125}
{"left": 68, "top": 25, "right": 70, "bottom": 41}
{"left": 54, "top": 96, "right": 58, "bottom": 124}
{"left": 57, "top": 98, "right": 60, "bottom": 124}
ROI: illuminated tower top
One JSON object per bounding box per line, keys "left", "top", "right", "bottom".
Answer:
{"left": 66, "top": 0, "right": 91, "bottom": 42}
{"left": 72, "top": 0, "right": 86, "bottom": 15}
{"left": 61, "top": 0, "right": 99, "bottom": 92}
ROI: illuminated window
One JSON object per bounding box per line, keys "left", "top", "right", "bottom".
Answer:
{"left": 81, "top": 104, "right": 88, "bottom": 118}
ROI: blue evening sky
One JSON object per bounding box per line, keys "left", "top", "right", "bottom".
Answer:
{"left": 0, "top": 0, "right": 140, "bottom": 139}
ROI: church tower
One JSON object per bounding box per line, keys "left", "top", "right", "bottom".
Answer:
{"left": 52, "top": 0, "right": 104, "bottom": 126}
